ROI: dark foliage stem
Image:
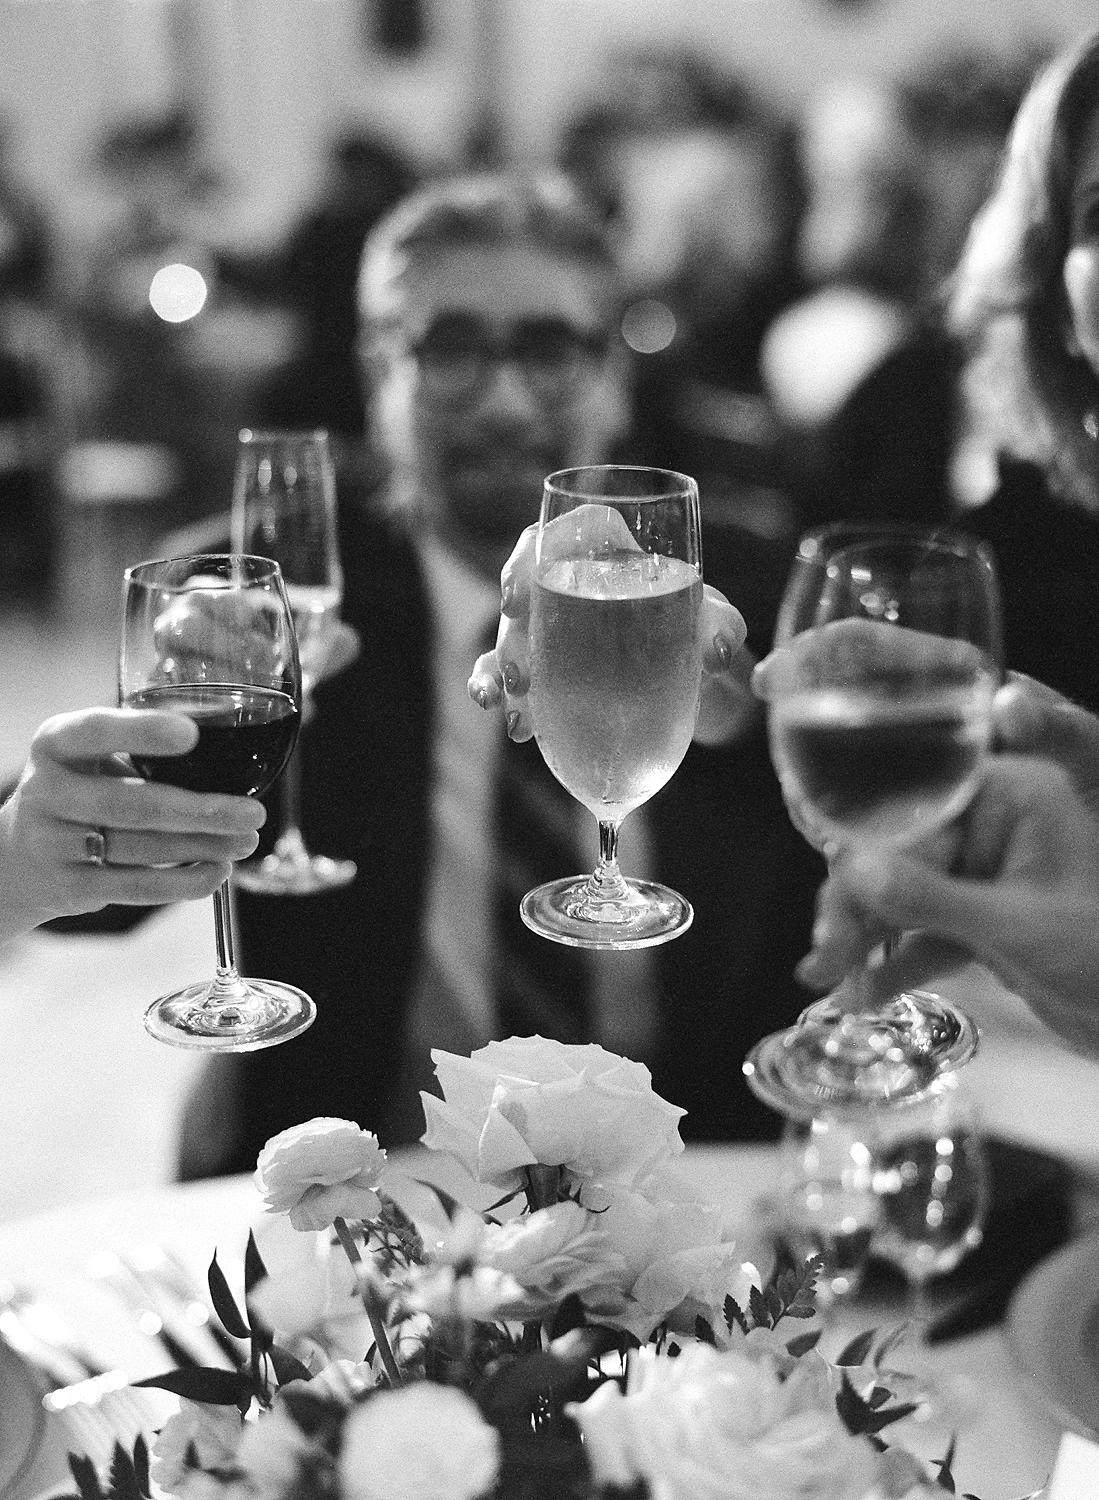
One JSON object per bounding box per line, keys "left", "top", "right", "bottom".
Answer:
{"left": 333, "top": 1216, "right": 403, "bottom": 1387}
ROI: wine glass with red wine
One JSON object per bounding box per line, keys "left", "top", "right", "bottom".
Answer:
{"left": 119, "top": 553, "right": 315, "bottom": 1050}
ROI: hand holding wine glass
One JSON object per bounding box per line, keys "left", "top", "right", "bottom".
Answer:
{"left": 120, "top": 553, "right": 314, "bottom": 1050}
{"left": 744, "top": 529, "right": 1003, "bottom": 1118}
{"left": 231, "top": 428, "right": 356, "bottom": 895}
{"left": 520, "top": 464, "right": 705, "bottom": 948}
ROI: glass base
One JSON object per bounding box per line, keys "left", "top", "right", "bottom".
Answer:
{"left": 798, "top": 988, "right": 980, "bottom": 1072}
{"left": 520, "top": 875, "right": 693, "bottom": 950}
{"left": 144, "top": 978, "right": 316, "bottom": 1051}
{"left": 234, "top": 843, "right": 357, "bottom": 896}
{"left": 743, "top": 1011, "right": 952, "bottom": 1119}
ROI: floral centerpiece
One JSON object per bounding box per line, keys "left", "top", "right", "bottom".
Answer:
{"left": 62, "top": 1038, "right": 1009, "bottom": 1500}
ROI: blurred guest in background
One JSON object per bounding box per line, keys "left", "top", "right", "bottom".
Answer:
{"left": 161, "top": 169, "right": 820, "bottom": 1178}
{"left": 950, "top": 27, "right": 1099, "bottom": 716}
{"left": 257, "top": 130, "right": 418, "bottom": 444}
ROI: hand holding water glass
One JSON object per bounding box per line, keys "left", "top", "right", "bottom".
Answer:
{"left": 522, "top": 464, "right": 704, "bottom": 948}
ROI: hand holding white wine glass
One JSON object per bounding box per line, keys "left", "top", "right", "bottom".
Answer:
{"left": 522, "top": 465, "right": 704, "bottom": 948}
{"left": 120, "top": 553, "right": 315, "bottom": 1050}
{"left": 744, "top": 530, "right": 1003, "bottom": 1117}
{"left": 230, "top": 428, "right": 356, "bottom": 894}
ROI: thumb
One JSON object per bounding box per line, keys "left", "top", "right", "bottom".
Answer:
{"left": 841, "top": 848, "right": 1010, "bottom": 952}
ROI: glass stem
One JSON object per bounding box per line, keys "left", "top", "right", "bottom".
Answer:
{"left": 206, "top": 880, "right": 247, "bottom": 1006}
{"left": 587, "top": 820, "right": 630, "bottom": 904}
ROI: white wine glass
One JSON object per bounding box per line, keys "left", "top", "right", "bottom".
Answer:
{"left": 522, "top": 464, "right": 703, "bottom": 948}
{"left": 870, "top": 1075, "right": 989, "bottom": 1431}
{"left": 778, "top": 1112, "right": 881, "bottom": 1318}
{"left": 231, "top": 428, "right": 356, "bottom": 895}
{"left": 120, "top": 553, "right": 315, "bottom": 1050}
{"left": 743, "top": 528, "right": 1003, "bottom": 1116}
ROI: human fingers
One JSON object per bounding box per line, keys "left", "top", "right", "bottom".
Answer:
{"left": 68, "top": 858, "right": 239, "bottom": 908}
{"left": 63, "top": 821, "right": 261, "bottom": 869}
{"left": 752, "top": 618, "right": 991, "bottom": 701}
{"left": 992, "top": 674, "right": 1099, "bottom": 808}
{"left": 33, "top": 706, "right": 199, "bottom": 766}
{"left": 699, "top": 585, "right": 747, "bottom": 675}
{"left": 317, "top": 621, "right": 360, "bottom": 682}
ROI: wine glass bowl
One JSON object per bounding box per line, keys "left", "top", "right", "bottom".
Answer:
{"left": 778, "top": 1113, "right": 881, "bottom": 1312}
{"left": 120, "top": 553, "right": 316, "bottom": 1050}
{"left": 744, "top": 527, "right": 1003, "bottom": 1118}
{"left": 521, "top": 464, "right": 703, "bottom": 948}
{"left": 230, "top": 428, "right": 357, "bottom": 895}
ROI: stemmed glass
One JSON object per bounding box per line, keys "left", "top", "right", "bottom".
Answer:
{"left": 743, "top": 527, "right": 1003, "bottom": 1116}
{"left": 120, "top": 553, "right": 315, "bottom": 1050}
{"left": 230, "top": 428, "right": 356, "bottom": 894}
{"left": 870, "top": 1073, "right": 989, "bottom": 1428}
{"left": 522, "top": 464, "right": 703, "bottom": 948}
{"left": 778, "top": 1112, "right": 881, "bottom": 1317}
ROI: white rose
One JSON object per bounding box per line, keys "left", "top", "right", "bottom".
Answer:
{"left": 235, "top": 1401, "right": 315, "bottom": 1498}
{"left": 569, "top": 1344, "right": 881, "bottom": 1500}
{"left": 403, "top": 1261, "right": 528, "bottom": 1322}
{"left": 254, "top": 1118, "right": 386, "bottom": 1230}
{"left": 420, "top": 1037, "right": 685, "bottom": 1190}
{"left": 482, "top": 1201, "right": 623, "bottom": 1306}
{"left": 339, "top": 1385, "right": 499, "bottom": 1500}
{"left": 151, "top": 1400, "right": 244, "bottom": 1495}
{"left": 581, "top": 1181, "right": 757, "bottom": 1341}
{"left": 249, "top": 1236, "right": 364, "bottom": 1342}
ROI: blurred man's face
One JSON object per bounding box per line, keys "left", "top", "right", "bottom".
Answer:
{"left": 371, "top": 242, "right": 624, "bottom": 576}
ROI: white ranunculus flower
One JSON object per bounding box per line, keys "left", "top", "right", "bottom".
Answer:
{"left": 150, "top": 1400, "right": 244, "bottom": 1495}
{"left": 339, "top": 1384, "right": 500, "bottom": 1500}
{"left": 420, "top": 1036, "right": 685, "bottom": 1190}
{"left": 254, "top": 1118, "right": 386, "bottom": 1231}
{"left": 249, "top": 1235, "right": 363, "bottom": 1342}
{"left": 578, "top": 1180, "right": 758, "bottom": 1341}
{"left": 403, "top": 1261, "right": 528, "bottom": 1322}
{"left": 568, "top": 1343, "right": 882, "bottom": 1500}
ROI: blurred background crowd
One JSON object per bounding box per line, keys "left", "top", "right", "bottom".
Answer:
{"left": 0, "top": 0, "right": 1078, "bottom": 631}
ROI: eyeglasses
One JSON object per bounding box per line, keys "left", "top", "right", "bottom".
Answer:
{"left": 407, "top": 314, "right": 611, "bottom": 406}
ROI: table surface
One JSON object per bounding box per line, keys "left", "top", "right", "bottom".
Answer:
{"left": 0, "top": 1141, "right": 1075, "bottom": 1500}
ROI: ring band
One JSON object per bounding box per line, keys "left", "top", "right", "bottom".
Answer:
{"left": 84, "top": 828, "right": 107, "bottom": 868}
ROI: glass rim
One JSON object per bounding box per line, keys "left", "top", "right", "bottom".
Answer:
{"left": 544, "top": 463, "right": 699, "bottom": 504}
{"left": 124, "top": 552, "right": 284, "bottom": 588}
{"left": 237, "top": 427, "right": 331, "bottom": 445}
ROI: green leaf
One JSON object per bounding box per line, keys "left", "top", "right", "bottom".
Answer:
{"left": 548, "top": 1293, "right": 586, "bottom": 1340}
{"left": 835, "top": 1328, "right": 877, "bottom": 1367}
{"left": 244, "top": 1231, "right": 268, "bottom": 1295}
{"left": 410, "top": 1177, "right": 465, "bottom": 1221}
{"left": 134, "top": 1367, "right": 250, "bottom": 1405}
{"left": 785, "top": 1329, "right": 821, "bottom": 1358}
{"left": 107, "top": 1441, "right": 149, "bottom": 1500}
{"left": 207, "top": 1252, "right": 251, "bottom": 1340}
{"left": 693, "top": 1316, "right": 717, "bottom": 1347}
{"left": 723, "top": 1293, "right": 749, "bottom": 1335}
{"left": 268, "top": 1344, "right": 313, "bottom": 1387}
{"left": 934, "top": 1437, "right": 958, "bottom": 1493}
{"left": 835, "top": 1372, "right": 921, "bottom": 1437}
{"left": 747, "top": 1283, "right": 772, "bottom": 1329}
{"left": 66, "top": 1453, "right": 105, "bottom": 1500}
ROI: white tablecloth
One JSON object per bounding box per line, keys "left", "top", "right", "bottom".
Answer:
{"left": 0, "top": 1143, "right": 1070, "bottom": 1500}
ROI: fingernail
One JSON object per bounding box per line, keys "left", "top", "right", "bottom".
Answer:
{"left": 502, "top": 662, "right": 520, "bottom": 693}
{"left": 713, "top": 634, "right": 732, "bottom": 669}
{"left": 475, "top": 687, "right": 488, "bottom": 709}
{"left": 506, "top": 711, "right": 520, "bottom": 738}
{"left": 501, "top": 581, "right": 514, "bottom": 612}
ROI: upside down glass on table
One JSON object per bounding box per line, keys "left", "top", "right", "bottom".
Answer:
{"left": 521, "top": 464, "right": 704, "bottom": 949}
{"left": 743, "top": 526, "right": 1004, "bottom": 1117}
{"left": 230, "top": 428, "right": 356, "bottom": 895}
{"left": 119, "top": 553, "right": 315, "bottom": 1050}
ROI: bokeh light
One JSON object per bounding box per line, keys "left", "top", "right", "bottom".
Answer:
{"left": 148, "top": 262, "right": 208, "bottom": 323}
{"left": 620, "top": 298, "right": 677, "bottom": 355}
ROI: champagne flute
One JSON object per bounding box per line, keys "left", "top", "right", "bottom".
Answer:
{"left": 743, "top": 528, "right": 1003, "bottom": 1117}
{"left": 870, "top": 1075, "right": 989, "bottom": 1427}
{"left": 230, "top": 428, "right": 356, "bottom": 894}
{"left": 522, "top": 464, "right": 703, "bottom": 948}
{"left": 120, "top": 553, "right": 315, "bottom": 1050}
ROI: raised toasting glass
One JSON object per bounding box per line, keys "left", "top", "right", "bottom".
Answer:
{"left": 120, "top": 554, "right": 315, "bottom": 1050}
{"left": 521, "top": 464, "right": 703, "bottom": 948}
{"left": 231, "top": 428, "right": 356, "bottom": 894}
{"left": 743, "top": 527, "right": 1003, "bottom": 1117}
